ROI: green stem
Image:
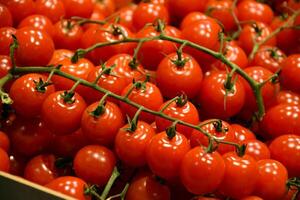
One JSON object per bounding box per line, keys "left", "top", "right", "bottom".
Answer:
{"left": 100, "top": 167, "right": 120, "bottom": 200}
{"left": 230, "top": 0, "right": 242, "bottom": 39}
{"left": 106, "top": 183, "right": 129, "bottom": 200}
{"left": 0, "top": 73, "right": 13, "bottom": 104}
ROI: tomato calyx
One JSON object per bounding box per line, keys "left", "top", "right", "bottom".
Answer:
{"left": 60, "top": 91, "right": 76, "bottom": 104}
{"left": 166, "top": 120, "right": 179, "bottom": 139}
{"left": 213, "top": 120, "right": 228, "bottom": 133}
{"left": 33, "top": 78, "right": 53, "bottom": 93}
{"left": 125, "top": 106, "right": 144, "bottom": 132}
{"left": 111, "top": 24, "right": 125, "bottom": 37}
{"left": 251, "top": 22, "right": 263, "bottom": 37}
{"left": 175, "top": 93, "right": 188, "bottom": 107}
{"left": 287, "top": 177, "right": 300, "bottom": 200}
{"left": 71, "top": 49, "right": 86, "bottom": 63}
{"left": 235, "top": 143, "right": 247, "bottom": 157}
{"left": 171, "top": 45, "right": 190, "bottom": 68}
{"left": 154, "top": 19, "right": 166, "bottom": 33}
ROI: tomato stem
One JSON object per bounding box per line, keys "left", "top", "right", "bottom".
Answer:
{"left": 0, "top": 73, "right": 13, "bottom": 105}
{"left": 100, "top": 167, "right": 120, "bottom": 200}
{"left": 106, "top": 183, "right": 129, "bottom": 200}
{"left": 166, "top": 120, "right": 179, "bottom": 139}
{"left": 90, "top": 92, "right": 110, "bottom": 117}
{"left": 126, "top": 106, "right": 144, "bottom": 132}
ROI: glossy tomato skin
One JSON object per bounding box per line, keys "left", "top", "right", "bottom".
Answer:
{"left": 5, "top": 0, "right": 35, "bottom": 25}
{"left": 240, "top": 196, "right": 263, "bottom": 200}
{"left": 24, "top": 154, "right": 58, "bottom": 185}
{"left": 109, "top": 4, "right": 136, "bottom": 32}
{"left": 269, "top": 134, "right": 300, "bottom": 177}
{"left": 156, "top": 52, "right": 203, "bottom": 99}
{"left": 92, "top": 0, "right": 116, "bottom": 17}
{"left": 73, "top": 145, "right": 116, "bottom": 186}
{"left": 260, "top": 104, "right": 300, "bottom": 138}
{"left": 198, "top": 71, "right": 245, "bottom": 119}
{"left": 18, "top": 14, "right": 54, "bottom": 37}
{"left": 0, "top": 148, "right": 9, "bottom": 172}
{"left": 48, "top": 49, "right": 74, "bottom": 65}
{"left": 120, "top": 82, "right": 163, "bottom": 123}
{"left": 0, "top": 27, "right": 16, "bottom": 55}
{"left": 280, "top": 54, "right": 300, "bottom": 93}
{"left": 0, "top": 55, "right": 12, "bottom": 78}
{"left": 0, "top": 4, "right": 13, "bottom": 27}
{"left": 275, "top": 90, "right": 300, "bottom": 106}
{"left": 180, "top": 146, "right": 225, "bottom": 195}
{"left": 218, "top": 152, "right": 258, "bottom": 199}
{"left": 115, "top": 121, "right": 155, "bottom": 167}
{"left": 180, "top": 12, "right": 209, "bottom": 30}
{"left": 168, "top": 0, "right": 208, "bottom": 19}
{"left": 254, "top": 159, "right": 288, "bottom": 200}
{"left": 9, "top": 73, "right": 56, "bottom": 118}
{"left": 231, "top": 124, "right": 256, "bottom": 144}
{"left": 41, "top": 91, "right": 87, "bottom": 135}
{"left": 15, "top": 27, "right": 55, "bottom": 66}
{"left": 155, "top": 100, "right": 200, "bottom": 139}
{"left": 46, "top": 176, "right": 91, "bottom": 200}
{"left": 146, "top": 131, "right": 190, "bottom": 180}
{"left": 62, "top": 0, "right": 93, "bottom": 18}
{"left": 35, "top": 0, "right": 66, "bottom": 23}
{"left": 0, "top": 131, "right": 9, "bottom": 152}
{"left": 81, "top": 101, "right": 124, "bottom": 146}
{"left": 244, "top": 139, "right": 270, "bottom": 161}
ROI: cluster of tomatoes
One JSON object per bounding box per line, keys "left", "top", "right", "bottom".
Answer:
{"left": 0, "top": 0, "right": 300, "bottom": 200}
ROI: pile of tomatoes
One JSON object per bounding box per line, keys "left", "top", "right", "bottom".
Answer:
{"left": 0, "top": 0, "right": 300, "bottom": 199}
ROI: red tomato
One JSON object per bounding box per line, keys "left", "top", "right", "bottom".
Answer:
{"left": 115, "top": 121, "right": 155, "bottom": 167}
{"left": 269, "top": 134, "right": 300, "bottom": 177}
{"left": 9, "top": 73, "right": 56, "bottom": 118}
{"left": 254, "top": 159, "right": 288, "bottom": 200}
{"left": 48, "top": 49, "right": 74, "bottom": 65}
{"left": 218, "top": 152, "right": 258, "bottom": 199}
{"left": 81, "top": 101, "right": 124, "bottom": 146}
{"left": 280, "top": 54, "right": 300, "bottom": 93}
{"left": 261, "top": 104, "right": 300, "bottom": 138}
{"left": 41, "top": 91, "right": 87, "bottom": 135}
{"left": 155, "top": 99, "right": 200, "bottom": 138}
{"left": 156, "top": 52, "right": 203, "bottom": 99}
{"left": 109, "top": 4, "right": 136, "bottom": 32}
{"left": 18, "top": 14, "right": 54, "bottom": 37}
{"left": 0, "top": 55, "right": 12, "bottom": 78}
{"left": 180, "top": 12, "right": 209, "bottom": 30}
{"left": 198, "top": 71, "right": 245, "bottom": 119}
{"left": 237, "top": 0, "right": 274, "bottom": 24}
{"left": 240, "top": 196, "right": 264, "bottom": 200}
{"left": 35, "top": 0, "right": 66, "bottom": 23}
{"left": 276, "top": 90, "right": 300, "bottom": 106}
{"left": 24, "top": 154, "right": 58, "bottom": 185}
{"left": 190, "top": 120, "right": 236, "bottom": 154}
{"left": 168, "top": 0, "right": 208, "bottom": 19}
{"left": 92, "top": 0, "right": 115, "bottom": 17}
{"left": 73, "top": 145, "right": 116, "bottom": 186}
{"left": 231, "top": 124, "right": 256, "bottom": 144}
{"left": 62, "top": 0, "right": 93, "bottom": 18}
{"left": 0, "top": 27, "right": 16, "bottom": 55}
{"left": 244, "top": 139, "right": 270, "bottom": 160}
{"left": 180, "top": 146, "right": 225, "bottom": 195}
{"left": 126, "top": 172, "right": 171, "bottom": 200}
{"left": 238, "top": 22, "right": 276, "bottom": 54}
{"left": 0, "top": 3, "right": 13, "bottom": 27}
{"left": 120, "top": 82, "right": 163, "bottom": 123}
{"left": 146, "top": 131, "right": 190, "bottom": 179}
{"left": 5, "top": 0, "right": 35, "bottom": 25}
{"left": 46, "top": 176, "right": 91, "bottom": 200}
{"left": 15, "top": 27, "right": 55, "bottom": 66}
{"left": 0, "top": 148, "right": 9, "bottom": 172}
{"left": 0, "top": 131, "right": 9, "bottom": 152}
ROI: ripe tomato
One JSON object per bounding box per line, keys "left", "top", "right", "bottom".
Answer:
{"left": 269, "top": 134, "right": 300, "bottom": 177}
{"left": 52, "top": 19, "right": 83, "bottom": 50}
{"left": 198, "top": 71, "right": 245, "bottom": 119}
{"left": 18, "top": 14, "right": 54, "bottom": 37}
{"left": 260, "top": 104, "right": 300, "bottom": 138}
{"left": 251, "top": 45, "right": 285, "bottom": 73}
{"left": 92, "top": 0, "right": 115, "bottom": 17}
{"left": 231, "top": 124, "right": 256, "bottom": 144}
{"left": 156, "top": 52, "right": 203, "bottom": 99}
{"left": 9, "top": 73, "right": 56, "bottom": 118}
{"left": 0, "top": 148, "right": 9, "bottom": 172}
{"left": 24, "top": 154, "right": 58, "bottom": 185}
{"left": 35, "top": 0, "right": 66, "bottom": 23}
{"left": 218, "top": 152, "right": 258, "bottom": 199}
{"left": 81, "top": 101, "right": 124, "bottom": 146}
{"left": 48, "top": 49, "right": 74, "bottom": 65}
{"left": 73, "top": 145, "right": 116, "bottom": 186}
{"left": 132, "top": 2, "right": 169, "bottom": 31}
{"left": 5, "top": 0, "right": 35, "bottom": 25}
{"left": 41, "top": 91, "right": 87, "bottom": 135}
{"left": 240, "top": 196, "right": 263, "bottom": 200}
{"left": 0, "top": 55, "right": 12, "bottom": 78}
{"left": 115, "top": 121, "right": 155, "bottom": 167}
{"left": 120, "top": 82, "right": 163, "bottom": 123}
{"left": 46, "top": 176, "right": 91, "bottom": 200}
{"left": 276, "top": 90, "right": 300, "bottom": 106}
{"left": 109, "top": 4, "right": 136, "bottom": 32}
{"left": 155, "top": 99, "right": 200, "bottom": 138}
{"left": 0, "top": 131, "right": 9, "bottom": 152}
{"left": 190, "top": 120, "right": 236, "bottom": 154}
{"left": 238, "top": 22, "right": 276, "bottom": 54}
{"left": 0, "top": 27, "right": 16, "bottom": 55}
{"left": 180, "top": 146, "right": 225, "bottom": 195}
{"left": 168, "top": 0, "right": 208, "bottom": 19}
{"left": 0, "top": 3, "right": 13, "bottom": 27}
{"left": 254, "top": 159, "right": 288, "bottom": 200}
{"left": 62, "top": 0, "right": 93, "bottom": 18}
{"left": 280, "top": 54, "right": 300, "bottom": 93}
{"left": 15, "top": 27, "right": 55, "bottom": 66}
{"left": 125, "top": 172, "right": 171, "bottom": 200}
{"left": 180, "top": 12, "right": 209, "bottom": 30}
{"left": 146, "top": 131, "right": 190, "bottom": 179}
{"left": 244, "top": 139, "right": 270, "bottom": 160}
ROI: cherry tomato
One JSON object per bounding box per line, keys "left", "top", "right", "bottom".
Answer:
{"left": 0, "top": 3, "right": 13, "bottom": 27}
{"left": 92, "top": 0, "right": 115, "bottom": 17}
{"left": 231, "top": 124, "right": 256, "bottom": 144}
{"left": 155, "top": 99, "right": 200, "bottom": 138}
{"left": 24, "top": 154, "right": 58, "bottom": 185}
{"left": 81, "top": 101, "right": 124, "bottom": 146}
{"left": 198, "top": 71, "right": 245, "bottom": 119}
{"left": 46, "top": 176, "right": 91, "bottom": 200}
{"left": 156, "top": 52, "right": 203, "bottom": 99}
{"left": 35, "top": 0, "right": 66, "bottom": 23}
{"left": 0, "top": 27, "right": 16, "bottom": 55}
{"left": 180, "top": 146, "right": 225, "bottom": 195}
{"left": 254, "top": 159, "right": 288, "bottom": 200}
{"left": 0, "top": 55, "right": 12, "bottom": 78}
{"left": 244, "top": 139, "right": 270, "bottom": 160}
{"left": 62, "top": 0, "right": 93, "bottom": 18}
{"left": 120, "top": 82, "right": 163, "bottom": 123}
{"left": 0, "top": 148, "right": 9, "bottom": 172}
{"left": 269, "top": 134, "right": 300, "bottom": 177}
{"left": 168, "top": 0, "right": 208, "bottom": 19}
{"left": 73, "top": 145, "right": 116, "bottom": 186}
{"left": 0, "top": 131, "right": 9, "bottom": 152}
{"left": 48, "top": 49, "right": 74, "bottom": 65}
{"left": 15, "top": 27, "right": 55, "bottom": 66}
{"left": 115, "top": 121, "right": 155, "bottom": 167}
{"left": 180, "top": 12, "right": 209, "bottom": 30}
{"left": 18, "top": 14, "right": 54, "bottom": 37}
{"left": 146, "top": 131, "right": 190, "bottom": 179}
{"left": 276, "top": 90, "right": 300, "bottom": 106}
{"left": 5, "top": 0, "right": 35, "bottom": 25}
{"left": 240, "top": 196, "right": 263, "bottom": 200}
{"left": 280, "top": 54, "right": 300, "bottom": 93}
{"left": 41, "top": 91, "right": 87, "bottom": 135}
{"left": 109, "top": 4, "right": 136, "bottom": 32}
{"left": 9, "top": 73, "right": 56, "bottom": 118}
